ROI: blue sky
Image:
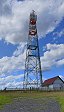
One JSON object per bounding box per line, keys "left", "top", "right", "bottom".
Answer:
{"left": 39, "top": 18, "right": 64, "bottom": 80}
{"left": 0, "top": 0, "right": 64, "bottom": 89}
{"left": 0, "top": 40, "right": 17, "bottom": 58}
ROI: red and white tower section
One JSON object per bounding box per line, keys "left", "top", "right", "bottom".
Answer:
{"left": 23, "top": 10, "right": 42, "bottom": 89}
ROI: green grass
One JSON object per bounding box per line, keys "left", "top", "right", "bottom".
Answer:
{"left": 0, "top": 91, "right": 64, "bottom": 112}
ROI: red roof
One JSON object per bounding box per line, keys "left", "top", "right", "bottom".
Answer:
{"left": 43, "top": 76, "right": 59, "bottom": 86}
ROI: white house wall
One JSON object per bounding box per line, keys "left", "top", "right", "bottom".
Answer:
{"left": 49, "top": 85, "right": 53, "bottom": 90}
{"left": 42, "top": 85, "right": 53, "bottom": 90}
{"left": 53, "top": 78, "right": 64, "bottom": 90}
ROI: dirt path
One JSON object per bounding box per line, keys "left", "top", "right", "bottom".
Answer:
{"left": 0, "top": 98, "right": 60, "bottom": 112}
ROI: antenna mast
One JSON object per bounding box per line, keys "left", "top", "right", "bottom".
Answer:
{"left": 23, "top": 10, "right": 42, "bottom": 89}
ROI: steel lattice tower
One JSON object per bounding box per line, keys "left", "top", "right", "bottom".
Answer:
{"left": 23, "top": 10, "right": 42, "bottom": 89}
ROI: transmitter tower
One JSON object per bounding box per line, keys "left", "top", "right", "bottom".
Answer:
{"left": 23, "top": 10, "right": 42, "bottom": 89}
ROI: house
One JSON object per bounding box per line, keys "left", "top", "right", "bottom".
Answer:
{"left": 42, "top": 76, "right": 64, "bottom": 90}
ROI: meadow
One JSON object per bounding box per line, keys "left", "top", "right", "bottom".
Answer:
{"left": 0, "top": 90, "right": 64, "bottom": 112}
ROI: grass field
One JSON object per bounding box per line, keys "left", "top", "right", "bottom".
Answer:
{"left": 0, "top": 90, "right": 64, "bottom": 112}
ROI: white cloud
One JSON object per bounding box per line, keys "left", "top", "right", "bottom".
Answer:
{"left": 57, "top": 59, "right": 64, "bottom": 66}
{"left": 41, "top": 44, "right": 64, "bottom": 71}
{"left": 0, "top": 0, "right": 12, "bottom": 16}
{"left": 58, "top": 29, "right": 64, "bottom": 37}
{"left": 0, "top": 43, "right": 64, "bottom": 75}
{"left": 0, "top": 0, "right": 64, "bottom": 44}
{"left": 53, "top": 29, "right": 64, "bottom": 39}
{"left": 0, "top": 74, "right": 24, "bottom": 85}
{"left": 13, "top": 42, "right": 27, "bottom": 56}
{"left": 0, "top": 74, "right": 24, "bottom": 89}
{"left": 0, "top": 49, "right": 26, "bottom": 75}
